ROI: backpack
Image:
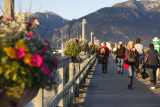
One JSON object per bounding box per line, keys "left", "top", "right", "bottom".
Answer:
{"left": 125, "top": 50, "right": 137, "bottom": 65}
{"left": 100, "top": 47, "right": 107, "bottom": 58}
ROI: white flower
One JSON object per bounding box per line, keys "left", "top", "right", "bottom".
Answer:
{"left": 33, "top": 19, "right": 40, "bottom": 25}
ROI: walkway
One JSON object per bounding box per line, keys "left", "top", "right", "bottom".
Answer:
{"left": 75, "top": 56, "right": 160, "bottom": 107}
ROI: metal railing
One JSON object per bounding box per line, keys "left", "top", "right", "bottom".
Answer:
{"left": 25, "top": 54, "right": 97, "bottom": 107}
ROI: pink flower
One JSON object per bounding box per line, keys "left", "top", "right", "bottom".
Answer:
{"left": 54, "top": 60, "right": 59, "bottom": 70}
{"left": 41, "top": 63, "right": 51, "bottom": 77}
{"left": 45, "top": 38, "right": 50, "bottom": 47}
{"left": 30, "top": 54, "right": 43, "bottom": 67}
{"left": 27, "top": 31, "right": 34, "bottom": 39}
{"left": 27, "top": 22, "right": 34, "bottom": 27}
{"left": 6, "top": 17, "right": 13, "bottom": 21}
{"left": 15, "top": 48, "right": 25, "bottom": 59}
{"left": 40, "top": 48, "right": 46, "bottom": 53}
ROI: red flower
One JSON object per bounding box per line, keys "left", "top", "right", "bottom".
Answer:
{"left": 32, "top": 17, "right": 36, "bottom": 20}
{"left": 27, "top": 31, "right": 34, "bottom": 39}
{"left": 15, "top": 48, "right": 25, "bottom": 59}
{"left": 41, "top": 63, "right": 51, "bottom": 77}
{"left": 27, "top": 22, "right": 34, "bottom": 27}
{"left": 6, "top": 17, "right": 13, "bottom": 21}
{"left": 54, "top": 60, "right": 59, "bottom": 70}
{"left": 74, "top": 38, "right": 79, "bottom": 43}
{"left": 30, "top": 54, "right": 43, "bottom": 67}
{"left": 40, "top": 48, "right": 46, "bottom": 53}
{"left": 45, "top": 38, "right": 50, "bottom": 47}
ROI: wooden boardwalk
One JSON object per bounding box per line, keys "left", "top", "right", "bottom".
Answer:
{"left": 75, "top": 56, "right": 160, "bottom": 107}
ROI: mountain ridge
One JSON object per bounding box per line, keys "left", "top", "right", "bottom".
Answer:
{"left": 51, "top": 0, "right": 160, "bottom": 46}
{"left": 30, "top": 11, "right": 69, "bottom": 41}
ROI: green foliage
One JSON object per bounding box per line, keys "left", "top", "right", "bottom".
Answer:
{"left": 64, "top": 39, "right": 81, "bottom": 57}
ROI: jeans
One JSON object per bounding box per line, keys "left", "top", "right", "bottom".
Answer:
{"left": 117, "top": 57, "right": 124, "bottom": 73}
{"left": 101, "top": 57, "right": 108, "bottom": 73}
{"left": 146, "top": 68, "right": 157, "bottom": 87}
{"left": 128, "top": 65, "right": 135, "bottom": 87}
{"left": 102, "top": 62, "right": 108, "bottom": 73}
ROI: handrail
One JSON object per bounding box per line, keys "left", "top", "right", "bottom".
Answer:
{"left": 49, "top": 54, "right": 96, "bottom": 107}
{"left": 25, "top": 54, "right": 97, "bottom": 107}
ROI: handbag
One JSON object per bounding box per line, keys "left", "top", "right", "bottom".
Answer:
{"left": 140, "top": 68, "right": 149, "bottom": 79}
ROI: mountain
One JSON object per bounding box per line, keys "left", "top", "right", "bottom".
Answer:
{"left": 51, "top": 0, "right": 160, "bottom": 47}
{"left": 30, "top": 11, "right": 69, "bottom": 40}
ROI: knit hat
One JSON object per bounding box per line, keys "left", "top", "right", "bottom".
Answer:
{"left": 119, "top": 41, "right": 123, "bottom": 44}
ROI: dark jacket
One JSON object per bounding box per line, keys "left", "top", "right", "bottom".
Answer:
{"left": 144, "top": 49, "right": 160, "bottom": 69}
{"left": 115, "top": 47, "right": 125, "bottom": 58}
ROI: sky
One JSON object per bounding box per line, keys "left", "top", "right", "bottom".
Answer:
{"left": 0, "top": 0, "right": 129, "bottom": 20}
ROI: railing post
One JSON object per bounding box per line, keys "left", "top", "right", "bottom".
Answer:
{"left": 75, "top": 63, "right": 80, "bottom": 98}
{"left": 57, "top": 67, "right": 64, "bottom": 106}
{"left": 68, "top": 62, "right": 74, "bottom": 106}
{"left": 32, "top": 89, "right": 42, "bottom": 107}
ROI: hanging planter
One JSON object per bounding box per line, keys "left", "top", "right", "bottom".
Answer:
{"left": 72, "top": 56, "right": 83, "bottom": 63}
{"left": 0, "top": 88, "right": 39, "bottom": 107}
{"left": 64, "top": 38, "right": 81, "bottom": 58}
{"left": 0, "top": 14, "right": 62, "bottom": 106}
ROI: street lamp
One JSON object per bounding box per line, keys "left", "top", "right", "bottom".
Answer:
{"left": 91, "top": 32, "right": 94, "bottom": 44}
{"left": 3, "top": 0, "right": 14, "bottom": 18}
{"left": 94, "top": 36, "right": 96, "bottom": 45}
{"left": 82, "top": 19, "right": 86, "bottom": 40}
{"left": 60, "top": 29, "right": 64, "bottom": 50}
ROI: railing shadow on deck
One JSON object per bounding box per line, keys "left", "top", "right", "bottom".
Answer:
{"left": 25, "top": 54, "right": 97, "bottom": 107}
{"left": 72, "top": 61, "right": 97, "bottom": 106}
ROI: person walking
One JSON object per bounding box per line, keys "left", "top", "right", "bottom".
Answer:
{"left": 143, "top": 44, "right": 160, "bottom": 89}
{"left": 124, "top": 41, "right": 138, "bottom": 89}
{"left": 115, "top": 41, "right": 125, "bottom": 74}
{"left": 134, "top": 38, "right": 144, "bottom": 78}
{"left": 99, "top": 42, "right": 109, "bottom": 73}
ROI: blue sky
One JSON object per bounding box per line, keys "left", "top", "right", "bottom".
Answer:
{"left": 0, "top": 0, "right": 128, "bottom": 20}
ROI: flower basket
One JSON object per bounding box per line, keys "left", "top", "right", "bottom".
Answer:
{"left": 17, "top": 88, "right": 39, "bottom": 107}
{"left": 0, "top": 88, "right": 39, "bottom": 107}
{"left": 0, "top": 14, "right": 62, "bottom": 106}
{"left": 72, "top": 56, "right": 83, "bottom": 63}
{"left": 64, "top": 38, "right": 81, "bottom": 57}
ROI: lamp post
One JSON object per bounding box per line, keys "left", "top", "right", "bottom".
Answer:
{"left": 82, "top": 19, "right": 86, "bottom": 40}
{"left": 60, "top": 29, "right": 64, "bottom": 50}
{"left": 94, "top": 36, "right": 96, "bottom": 45}
{"left": 3, "top": 0, "right": 14, "bottom": 18}
{"left": 91, "top": 32, "right": 94, "bottom": 44}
